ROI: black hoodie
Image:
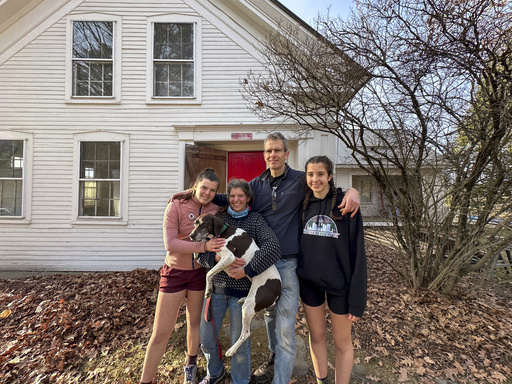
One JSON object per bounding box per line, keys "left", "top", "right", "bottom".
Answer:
{"left": 297, "top": 188, "right": 367, "bottom": 317}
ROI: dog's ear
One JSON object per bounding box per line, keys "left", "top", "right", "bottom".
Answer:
{"left": 212, "top": 215, "right": 225, "bottom": 237}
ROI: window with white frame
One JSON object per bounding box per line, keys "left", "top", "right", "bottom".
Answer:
{"left": 153, "top": 23, "right": 195, "bottom": 97}
{"left": 0, "top": 140, "right": 24, "bottom": 216}
{"left": 79, "top": 141, "right": 121, "bottom": 217}
{"left": 72, "top": 21, "right": 114, "bottom": 97}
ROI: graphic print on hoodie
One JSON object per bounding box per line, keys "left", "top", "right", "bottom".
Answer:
{"left": 303, "top": 214, "right": 339, "bottom": 239}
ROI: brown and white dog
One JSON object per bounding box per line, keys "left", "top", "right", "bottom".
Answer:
{"left": 189, "top": 213, "right": 281, "bottom": 357}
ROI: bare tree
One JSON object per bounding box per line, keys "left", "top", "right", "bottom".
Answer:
{"left": 243, "top": 0, "right": 512, "bottom": 292}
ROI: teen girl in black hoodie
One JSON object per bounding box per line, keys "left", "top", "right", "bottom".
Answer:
{"left": 297, "top": 156, "right": 367, "bottom": 384}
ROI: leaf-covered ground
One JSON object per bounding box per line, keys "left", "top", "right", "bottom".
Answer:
{"left": 1, "top": 239, "right": 511, "bottom": 384}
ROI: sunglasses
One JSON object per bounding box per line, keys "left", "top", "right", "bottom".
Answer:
{"left": 272, "top": 186, "right": 278, "bottom": 211}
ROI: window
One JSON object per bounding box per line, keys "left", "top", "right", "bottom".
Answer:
{"left": 353, "top": 175, "right": 373, "bottom": 203}
{"left": 0, "top": 140, "right": 23, "bottom": 216}
{"left": 79, "top": 141, "right": 120, "bottom": 217}
{"left": 72, "top": 21, "right": 114, "bottom": 97}
{"left": 153, "top": 23, "right": 195, "bottom": 97}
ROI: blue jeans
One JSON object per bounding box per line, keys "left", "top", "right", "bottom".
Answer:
{"left": 264, "top": 258, "right": 300, "bottom": 384}
{"left": 200, "top": 293, "right": 251, "bottom": 384}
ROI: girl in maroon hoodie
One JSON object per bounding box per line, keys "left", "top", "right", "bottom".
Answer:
{"left": 140, "top": 168, "right": 226, "bottom": 384}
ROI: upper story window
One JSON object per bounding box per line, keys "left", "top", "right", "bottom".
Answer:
{"left": 72, "top": 21, "right": 114, "bottom": 97}
{"left": 79, "top": 141, "right": 121, "bottom": 217}
{"left": 147, "top": 16, "right": 202, "bottom": 104}
{"left": 0, "top": 140, "right": 24, "bottom": 216}
{"left": 153, "top": 23, "right": 194, "bottom": 97}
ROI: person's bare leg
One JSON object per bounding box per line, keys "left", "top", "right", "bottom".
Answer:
{"left": 304, "top": 303, "right": 328, "bottom": 379}
{"left": 185, "top": 289, "right": 205, "bottom": 356}
{"left": 330, "top": 311, "right": 354, "bottom": 384}
{"left": 140, "top": 290, "right": 186, "bottom": 383}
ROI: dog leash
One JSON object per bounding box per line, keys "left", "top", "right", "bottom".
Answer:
{"left": 204, "top": 296, "right": 223, "bottom": 360}
{"left": 203, "top": 220, "right": 230, "bottom": 361}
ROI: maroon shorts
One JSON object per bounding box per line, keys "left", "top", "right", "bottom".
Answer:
{"left": 159, "top": 264, "right": 207, "bottom": 293}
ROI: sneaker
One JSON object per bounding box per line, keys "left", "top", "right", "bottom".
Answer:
{"left": 184, "top": 364, "right": 198, "bottom": 384}
{"left": 198, "top": 368, "right": 226, "bottom": 384}
{"left": 252, "top": 353, "right": 275, "bottom": 384}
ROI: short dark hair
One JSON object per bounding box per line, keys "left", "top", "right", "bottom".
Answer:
{"left": 264, "top": 132, "right": 288, "bottom": 152}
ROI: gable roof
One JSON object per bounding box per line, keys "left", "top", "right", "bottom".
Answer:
{"left": 0, "top": 0, "right": 316, "bottom": 66}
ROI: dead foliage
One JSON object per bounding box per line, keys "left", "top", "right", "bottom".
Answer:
{"left": 0, "top": 241, "right": 511, "bottom": 383}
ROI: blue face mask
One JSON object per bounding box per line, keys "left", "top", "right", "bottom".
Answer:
{"left": 228, "top": 205, "right": 250, "bottom": 218}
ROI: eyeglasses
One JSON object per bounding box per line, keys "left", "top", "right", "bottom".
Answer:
{"left": 272, "top": 186, "right": 277, "bottom": 211}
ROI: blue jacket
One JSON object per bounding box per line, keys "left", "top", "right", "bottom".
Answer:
{"left": 215, "top": 164, "right": 305, "bottom": 257}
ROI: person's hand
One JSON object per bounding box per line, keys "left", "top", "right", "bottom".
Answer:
{"left": 228, "top": 267, "right": 246, "bottom": 280}
{"left": 347, "top": 313, "right": 360, "bottom": 322}
{"left": 205, "top": 237, "right": 225, "bottom": 253}
{"left": 338, "top": 187, "right": 360, "bottom": 217}
{"left": 229, "top": 257, "right": 246, "bottom": 269}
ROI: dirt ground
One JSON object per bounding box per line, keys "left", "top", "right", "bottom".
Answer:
{"left": 1, "top": 239, "right": 511, "bottom": 384}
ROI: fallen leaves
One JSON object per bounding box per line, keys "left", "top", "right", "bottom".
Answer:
{"left": 0, "top": 309, "right": 11, "bottom": 319}
{"left": 0, "top": 269, "right": 160, "bottom": 384}
{"left": 1, "top": 241, "right": 511, "bottom": 384}
{"left": 353, "top": 240, "right": 512, "bottom": 383}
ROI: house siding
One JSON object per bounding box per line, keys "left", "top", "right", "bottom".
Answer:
{"left": 0, "top": 0, "right": 273, "bottom": 271}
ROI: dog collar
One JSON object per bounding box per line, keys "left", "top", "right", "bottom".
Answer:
{"left": 218, "top": 223, "right": 229, "bottom": 236}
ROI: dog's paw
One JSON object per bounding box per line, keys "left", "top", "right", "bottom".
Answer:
{"left": 225, "top": 347, "right": 235, "bottom": 357}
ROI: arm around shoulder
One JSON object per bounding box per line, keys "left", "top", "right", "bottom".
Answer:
{"left": 245, "top": 214, "right": 281, "bottom": 278}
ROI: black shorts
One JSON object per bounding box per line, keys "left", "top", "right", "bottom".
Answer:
{"left": 299, "top": 278, "right": 348, "bottom": 315}
{"left": 159, "top": 264, "right": 207, "bottom": 293}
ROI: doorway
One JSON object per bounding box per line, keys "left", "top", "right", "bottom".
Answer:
{"left": 228, "top": 151, "right": 266, "bottom": 182}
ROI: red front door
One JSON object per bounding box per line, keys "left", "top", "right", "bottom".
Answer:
{"left": 228, "top": 151, "right": 266, "bottom": 182}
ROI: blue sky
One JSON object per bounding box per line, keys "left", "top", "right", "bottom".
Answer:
{"left": 278, "top": 0, "right": 354, "bottom": 24}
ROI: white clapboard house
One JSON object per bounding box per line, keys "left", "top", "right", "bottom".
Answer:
{"left": 0, "top": 0, "right": 380, "bottom": 272}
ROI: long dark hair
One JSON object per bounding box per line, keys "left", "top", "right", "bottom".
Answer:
{"left": 302, "top": 156, "right": 341, "bottom": 222}
{"left": 180, "top": 168, "right": 220, "bottom": 201}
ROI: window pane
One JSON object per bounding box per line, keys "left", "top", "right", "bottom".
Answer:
{"left": 183, "top": 64, "right": 194, "bottom": 82}
{"left": 155, "top": 63, "right": 194, "bottom": 97}
{"left": 81, "top": 142, "right": 96, "bottom": 160}
{"left": 95, "top": 160, "right": 109, "bottom": 178}
{"left": 96, "top": 142, "right": 109, "bottom": 159}
{"left": 154, "top": 23, "right": 194, "bottom": 60}
{"left": 182, "top": 82, "right": 194, "bottom": 97}
{"left": 0, "top": 140, "right": 24, "bottom": 178}
{"left": 80, "top": 142, "right": 120, "bottom": 179}
{"left": 109, "top": 161, "right": 120, "bottom": 179}
{"left": 73, "top": 21, "right": 113, "bottom": 59}
{"left": 0, "top": 180, "right": 22, "bottom": 216}
{"left": 75, "top": 61, "right": 90, "bottom": 80}
{"left": 75, "top": 81, "right": 90, "bottom": 96}
{"left": 73, "top": 61, "right": 113, "bottom": 97}
{"left": 155, "top": 81, "right": 169, "bottom": 97}
{"left": 80, "top": 181, "right": 120, "bottom": 216}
